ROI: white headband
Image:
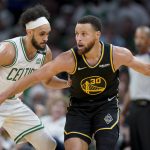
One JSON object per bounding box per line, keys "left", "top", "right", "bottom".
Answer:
{"left": 25, "top": 17, "right": 50, "bottom": 29}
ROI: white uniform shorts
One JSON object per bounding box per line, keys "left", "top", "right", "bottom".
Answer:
{"left": 0, "top": 98, "right": 44, "bottom": 143}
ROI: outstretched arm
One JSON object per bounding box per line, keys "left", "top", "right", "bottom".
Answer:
{"left": 41, "top": 46, "right": 71, "bottom": 89}
{"left": 0, "top": 61, "right": 55, "bottom": 103}
{"left": 113, "top": 46, "right": 150, "bottom": 76}
{"left": 0, "top": 50, "right": 75, "bottom": 104}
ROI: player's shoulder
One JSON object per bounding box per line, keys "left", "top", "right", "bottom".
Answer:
{"left": 52, "top": 49, "right": 74, "bottom": 66}
{"left": 113, "top": 45, "right": 134, "bottom": 68}
{"left": 0, "top": 41, "right": 16, "bottom": 66}
{"left": 0, "top": 41, "right": 16, "bottom": 56}
{"left": 113, "top": 45, "right": 132, "bottom": 56}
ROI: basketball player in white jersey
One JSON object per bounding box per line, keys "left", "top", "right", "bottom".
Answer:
{"left": 0, "top": 5, "right": 70, "bottom": 150}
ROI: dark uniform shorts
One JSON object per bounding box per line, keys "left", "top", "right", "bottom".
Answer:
{"left": 64, "top": 98, "right": 119, "bottom": 145}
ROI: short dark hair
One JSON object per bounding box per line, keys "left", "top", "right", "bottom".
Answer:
{"left": 77, "top": 15, "right": 102, "bottom": 31}
{"left": 19, "top": 4, "right": 50, "bottom": 28}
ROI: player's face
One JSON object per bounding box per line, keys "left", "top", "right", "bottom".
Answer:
{"left": 134, "top": 29, "right": 149, "bottom": 53}
{"left": 31, "top": 24, "right": 51, "bottom": 50}
{"left": 75, "top": 23, "right": 99, "bottom": 55}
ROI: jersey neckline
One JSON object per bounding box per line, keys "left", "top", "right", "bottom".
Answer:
{"left": 20, "top": 37, "right": 38, "bottom": 62}
{"left": 82, "top": 41, "right": 104, "bottom": 68}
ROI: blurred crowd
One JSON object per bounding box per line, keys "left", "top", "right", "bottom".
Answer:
{"left": 0, "top": 0, "right": 149, "bottom": 149}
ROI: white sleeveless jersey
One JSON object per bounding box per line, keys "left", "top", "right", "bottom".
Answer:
{"left": 129, "top": 53, "right": 150, "bottom": 100}
{"left": 0, "top": 36, "right": 46, "bottom": 99}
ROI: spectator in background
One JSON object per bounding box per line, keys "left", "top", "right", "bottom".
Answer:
{"left": 120, "top": 26, "right": 150, "bottom": 150}
{"left": 118, "top": 17, "right": 136, "bottom": 52}
{"left": 27, "top": 84, "right": 47, "bottom": 107}
{"left": 0, "top": 128, "right": 15, "bottom": 150}
{"left": 109, "top": 0, "right": 150, "bottom": 51}
{"left": 41, "top": 96, "right": 68, "bottom": 150}
{"left": 72, "top": 0, "right": 115, "bottom": 24}
{"left": 100, "top": 21, "right": 125, "bottom": 47}
{"left": 6, "top": 0, "right": 36, "bottom": 22}
{"left": 0, "top": 0, "right": 14, "bottom": 41}
{"left": 113, "top": 0, "right": 150, "bottom": 27}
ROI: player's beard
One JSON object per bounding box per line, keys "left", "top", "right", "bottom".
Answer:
{"left": 78, "top": 39, "right": 96, "bottom": 55}
{"left": 31, "top": 35, "right": 46, "bottom": 51}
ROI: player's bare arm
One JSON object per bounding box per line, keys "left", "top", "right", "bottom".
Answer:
{"left": 41, "top": 46, "right": 71, "bottom": 89}
{"left": 113, "top": 46, "right": 150, "bottom": 76}
{"left": 0, "top": 50, "right": 75, "bottom": 104}
{"left": 0, "top": 42, "right": 16, "bottom": 66}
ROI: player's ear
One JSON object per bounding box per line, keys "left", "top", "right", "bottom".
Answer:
{"left": 96, "top": 31, "right": 101, "bottom": 40}
{"left": 26, "top": 29, "right": 33, "bottom": 37}
{"left": 97, "top": 31, "right": 101, "bottom": 36}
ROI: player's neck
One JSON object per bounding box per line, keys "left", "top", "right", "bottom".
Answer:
{"left": 84, "top": 42, "right": 102, "bottom": 59}
{"left": 23, "top": 36, "right": 37, "bottom": 58}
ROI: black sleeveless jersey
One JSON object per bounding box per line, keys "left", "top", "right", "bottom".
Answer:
{"left": 69, "top": 41, "right": 119, "bottom": 102}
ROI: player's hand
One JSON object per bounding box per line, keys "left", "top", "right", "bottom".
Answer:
{"left": 66, "top": 79, "right": 72, "bottom": 87}
{"left": 66, "top": 75, "right": 72, "bottom": 87}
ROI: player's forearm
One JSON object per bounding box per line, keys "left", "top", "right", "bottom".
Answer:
{"left": 43, "top": 76, "right": 70, "bottom": 89}
{"left": 129, "top": 57, "right": 150, "bottom": 76}
{"left": 135, "top": 63, "right": 150, "bottom": 76}
{"left": 0, "top": 68, "right": 48, "bottom": 104}
{"left": 10, "top": 63, "right": 55, "bottom": 96}
{"left": 0, "top": 80, "right": 34, "bottom": 104}
{"left": 0, "top": 74, "right": 39, "bottom": 103}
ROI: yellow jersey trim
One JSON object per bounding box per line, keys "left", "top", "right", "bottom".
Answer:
{"left": 82, "top": 42, "right": 104, "bottom": 68}
{"left": 64, "top": 130, "right": 92, "bottom": 141}
{"left": 110, "top": 44, "right": 115, "bottom": 72}
{"left": 70, "top": 48, "right": 77, "bottom": 74}
{"left": 94, "top": 108, "right": 119, "bottom": 135}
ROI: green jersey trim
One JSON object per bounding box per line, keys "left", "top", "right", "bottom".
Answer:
{"left": 8, "top": 95, "right": 16, "bottom": 99}
{"left": 20, "top": 37, "right": 38, "bottom": 62}
{"left": 14, "top": 122, "right": 44, "bottom": 143}
{"left": 2, "top": 40, "right": 18, "bottom": 68}
{"left": 41, "top": 51, "right": 47, "bottom": 66}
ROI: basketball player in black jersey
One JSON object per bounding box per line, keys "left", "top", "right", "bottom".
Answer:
{"left": 0, "top": 15, "right": 150, "bottom": 150}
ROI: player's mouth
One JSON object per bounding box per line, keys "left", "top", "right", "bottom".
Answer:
{"left": 41, "top": 43, "right": 46, "bottom": 46}
{"left": 77, "top": 44, "right": 84, "bottom": 49}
